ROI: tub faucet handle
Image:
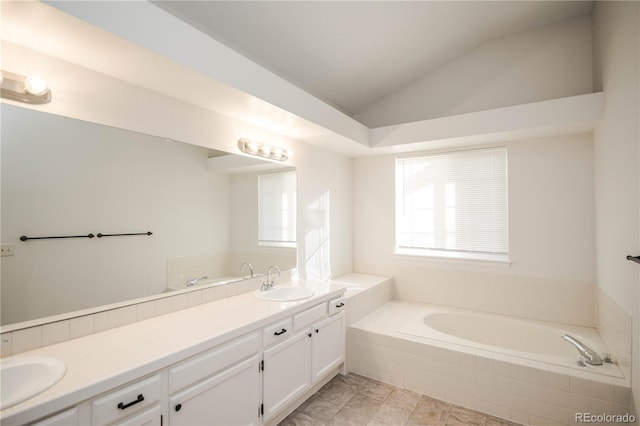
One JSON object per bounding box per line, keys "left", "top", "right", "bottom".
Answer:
{"left": 601, "top": 353, "right": 614, "bottom": 364}
{"left": 576, "top": 355, "right": 586, "bottom": 367}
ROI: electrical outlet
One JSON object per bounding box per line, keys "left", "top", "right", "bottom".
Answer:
{"left": 1, "top": 244, "right": 15, "bottom": 257}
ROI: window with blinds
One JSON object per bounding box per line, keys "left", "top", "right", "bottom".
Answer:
{"left": 259, "top": 170, "right": 297, "bottom": 247}
{"left": 396, "top": 147, "right": 509, "bottom": 262}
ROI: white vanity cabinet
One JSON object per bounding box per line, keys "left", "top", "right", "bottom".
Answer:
{"left": 5, "top": 286, "right": 348, "bottom": 426}
{"left": 262, "top": 304, "right": 345, "bottom": 423}
{"left": 168, "top": 332, "right": 262, "bottom": 426}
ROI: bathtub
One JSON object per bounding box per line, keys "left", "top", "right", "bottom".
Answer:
{"left": 398, "top": 304, "right": 623, "bottom": 377}
{"left": 348, "top": 301, "right": 633, "bottom": 425}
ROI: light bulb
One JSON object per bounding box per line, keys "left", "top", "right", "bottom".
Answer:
{"left": 245, "top": 141, "right": 259, "bottom": 154}
{"left": 259, "top": 145, "right": 270, "bottom": 155}
{"left": 24, "top": 76, "right": 48, "bottom": 96}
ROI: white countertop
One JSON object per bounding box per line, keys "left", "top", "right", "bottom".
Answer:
{"left": 0, "top": 280, "right": 346, "bottom": 425}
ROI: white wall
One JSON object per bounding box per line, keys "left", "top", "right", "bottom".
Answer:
{"left": 354, "top": 134, "right": 596, "bottom": 326}
{"left": 1, "top": 104, "right": 230, "bottom": 324}
{"left": 592, "top": 0, "right": 640, "bottom": 413}
{"left": 295, "top": 143, "right": 354, "bottom": 282}
{"left": 355, "top": 16, "right": 593, "bottom": 127}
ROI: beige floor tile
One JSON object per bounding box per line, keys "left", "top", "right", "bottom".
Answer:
{"left": 281, "top": 411, "right": 329, "bottom": 426}
{"left": 386, "top": 387, "right": 422, "bottom": 412}
{"left": 446, "top": 406, "right": 487, "bottom": 426}
{"left": 333, "top": 373, "right": 370, "bottom": 392}
{"left": 278, "top": 373, "right": 522, "bottom": 426}
{"left": 318, "top": 380, "right": 358, "bottom": 409}
{"left": 371, "top": 402, "right": 412, "bottom": 425}
{"left": 332, "top": 394, "right": 381, "bottom": 426}
{"left": 357, "top": 379, "right": 394, "bottom": 402}
{"left": 485, "top": 416, "right": 519, "bottom": 426}
{"left": 406, "top": 395, "right": 450, "bottom": 426}
{"left": 302, "top": 393, "right": 348, "bottom": 423}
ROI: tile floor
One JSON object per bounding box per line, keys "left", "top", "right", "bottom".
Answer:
{"left": 279, "top": 373, "right": 520, "bottom": 426}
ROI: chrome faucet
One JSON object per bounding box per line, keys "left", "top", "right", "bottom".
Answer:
{"left": 241, "top": 262, "right": 254, "bottom": 278}
{"left": 561, "top": 334, "right": 603, "bottom": 365}
{"left": 260, "top": 265, "right": 281, "bottom": 291}
{"left": 185, "top": 276, "right": 208, "bottom": 287}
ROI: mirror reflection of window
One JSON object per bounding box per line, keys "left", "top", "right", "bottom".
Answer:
{"left": 258, "top": 170, "right": 297, "bottom": 248}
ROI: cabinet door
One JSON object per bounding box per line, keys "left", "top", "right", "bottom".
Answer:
{"left": 170, "top": 355, "right": 261, "bottom": 426}
{"left": 311, "top": 312, "right": 345, "bottom": 383}
{"left": 262, "top": 330, "right": 311, "bottom": 422}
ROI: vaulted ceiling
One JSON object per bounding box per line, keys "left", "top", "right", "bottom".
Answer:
{"left": 154, "top": 1, "right": 593, "bottom": 118}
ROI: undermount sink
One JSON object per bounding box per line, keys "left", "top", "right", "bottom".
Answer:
{"left": 254, "top": 286, "right": 314, "bottom": 302}
{"left": 1, "top": 355, "right": 66, "bottom": 410}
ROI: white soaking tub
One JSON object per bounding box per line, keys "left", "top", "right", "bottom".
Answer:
{"left": 348, "top": 301, "right": 633, "bottom": 425}
{"left": 398, "top": 304, "right": 621, "bottom": 375}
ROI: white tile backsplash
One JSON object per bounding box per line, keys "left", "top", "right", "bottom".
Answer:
{"left": 94, "top": 310, "right": 118, "bottom": 333}
{"left": 69, "top": 315, "right": 94, "bottom": 339}
{"left": 186, "top": 289, "right": 202, "bottom": 307}
{"left": 42, "top": 321, "right": 70, "bottom": 346}
{"left": 12, "top": 327, "right": 42, "bottom": 353}
{"left": 0, "top": 333, "right": 12, "bottom": 357}
{"left": 1, "top": 275, "right": 270, "bottom": 357}
{"left": 115, "top": 305, "right": 137, "bottom": 327}
{"left": 136, "top": 301, "right": 156, "bottom": 321}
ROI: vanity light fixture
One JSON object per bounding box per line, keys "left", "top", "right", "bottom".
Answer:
{"left": 0, "top": 71, "right": 51, "bottom": 104}
{"left": 238, "top": 138, "right": 288, "bottom": 162}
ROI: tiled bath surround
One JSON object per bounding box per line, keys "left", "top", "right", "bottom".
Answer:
{"left": 349, "top": 302, "right": 634, "bottom": 426}
{"left": 597, "top": 287, "right": 633, "bottom": 384}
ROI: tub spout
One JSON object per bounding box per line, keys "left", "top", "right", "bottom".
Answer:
{"left": 561, "top": 334, "right": 602, "bottom": 365}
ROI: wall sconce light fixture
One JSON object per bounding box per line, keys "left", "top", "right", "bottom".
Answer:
{"left": 238, "top": 138, "right": 288, "bottom": 162}
{"left": 0, "top": 71, "right": 51, "bottom": 104}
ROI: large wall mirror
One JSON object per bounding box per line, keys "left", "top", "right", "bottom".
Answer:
{"left": 0, "top": 103, "right": 297, "bottom": 328}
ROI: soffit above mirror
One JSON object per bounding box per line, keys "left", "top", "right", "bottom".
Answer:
{"left": 2, "top": 0, "right": 371, "bottom": 157}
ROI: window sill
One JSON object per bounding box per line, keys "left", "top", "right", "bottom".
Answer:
{"left": 258, "top": 241, "right": 297, "bottom": 249}
{"left": 394, "top": 248, "right": 511, "bottom": 266}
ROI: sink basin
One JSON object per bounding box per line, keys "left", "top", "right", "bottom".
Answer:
{"left": 254, "top": 286, "right": 314, "bottom": 302}
{"left": 1, "top": 356, "right": 66, "bottom": 409}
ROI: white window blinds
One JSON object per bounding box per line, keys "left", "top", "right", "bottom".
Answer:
{"left": 396, "top": 147, "right": 508, "bottom": 257}
{"left": 259, "top": 170, "right": 296, "bottom": 247}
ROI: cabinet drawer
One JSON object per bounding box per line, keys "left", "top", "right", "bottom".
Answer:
{"left": 262, "top": 317, "right": 293, "bottom": 347}
{"left": 92, "top": 375, "right": 161, "bottom": 425}
{"left": 293, "top": 303, "right": 326, "bottom": 331}
{"left": 114, "top": 404, "right": 161, "bottom": 426}
{"left": 169, "top": 331, "right": 260, "bottom": 393}
{"left": 328, "top": 297, "right": 346, "bottom": 316}
{"left": 31, "top": 407, "right": 78, "bottom": 425}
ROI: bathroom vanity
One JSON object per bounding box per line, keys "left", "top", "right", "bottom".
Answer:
{"left": 0, "top": 280, "right": 346, "bottom": 426}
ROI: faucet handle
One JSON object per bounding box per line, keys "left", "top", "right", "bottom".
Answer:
{"left": 601, "top": 353, "right": 614, "bottom": 364}
{"left": 576, "top": 355, "right": 586, "bottom": 367}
